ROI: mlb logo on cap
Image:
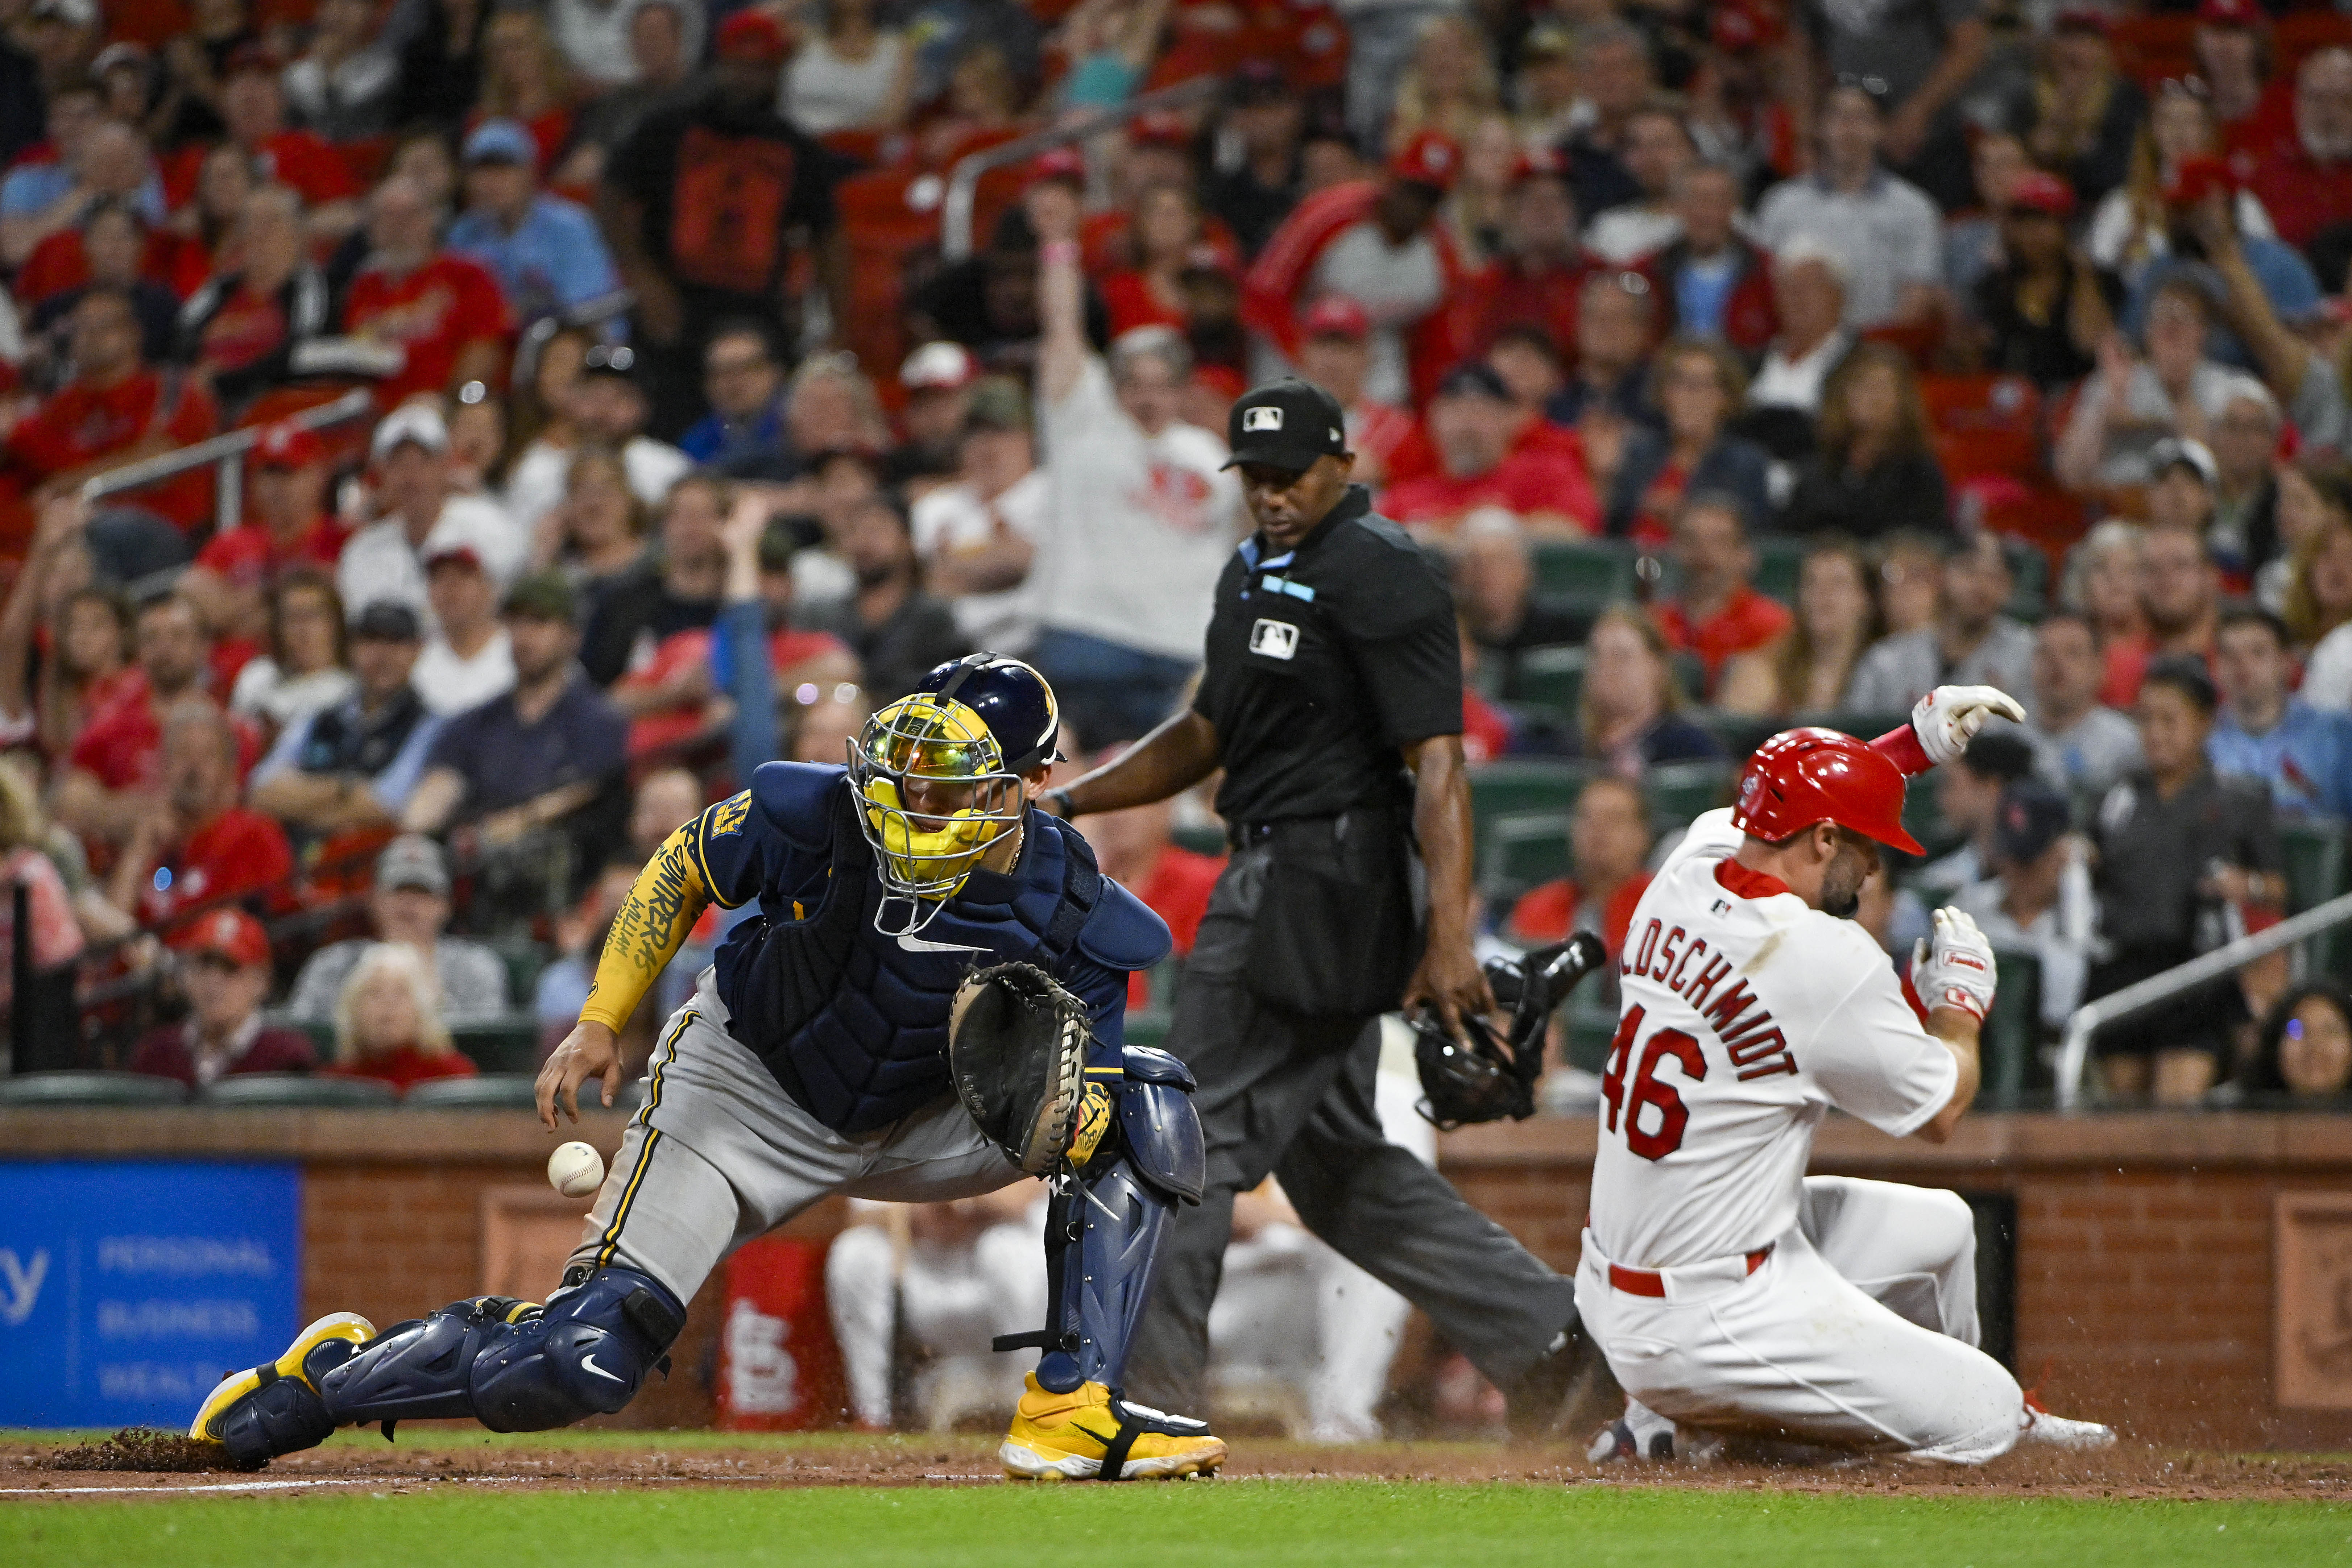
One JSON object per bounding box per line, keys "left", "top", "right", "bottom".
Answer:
{"left": 1223, "top": 378, "right": 1349, "bottom": 473}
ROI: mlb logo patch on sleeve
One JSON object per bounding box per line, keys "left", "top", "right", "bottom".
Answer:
{"left": 1249, "top": 618, "right": 1300, "bottom": 659}
{"left": 1242, "top": 406, "right": 1285, "bottom": 431}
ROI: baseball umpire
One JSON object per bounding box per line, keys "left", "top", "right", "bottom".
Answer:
{"left": 190, "top": 655, "right": 1228, "bottom": 1481}
{"left": 1041, "top": 377, "right": 1591, "bottom": 1429}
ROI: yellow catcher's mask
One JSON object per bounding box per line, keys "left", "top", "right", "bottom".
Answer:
{"left": 849, "top": 692, "right": 1026, "bottom": 918}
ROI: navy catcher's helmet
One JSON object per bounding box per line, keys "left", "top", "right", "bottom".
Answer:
{"left": 914, "top": 654, "right": 1063, "bottom": 773}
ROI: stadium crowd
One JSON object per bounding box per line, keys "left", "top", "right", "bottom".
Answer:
{"left": 0, "top": 0, "right": 2346, "bottom": 1145}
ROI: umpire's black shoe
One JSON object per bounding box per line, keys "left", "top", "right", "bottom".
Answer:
{"left": 1504, "top": 1316, "right": 1617, "bottom": 1442}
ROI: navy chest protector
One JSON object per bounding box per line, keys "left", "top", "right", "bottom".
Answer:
{"left": 720, "top": 787, "right": 1105, "bottom": 1133}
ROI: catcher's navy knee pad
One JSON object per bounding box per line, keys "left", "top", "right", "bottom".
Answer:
{"left": 1118, "top": 1045, "right": 1204, "bottom": 1203}
{"left": 316, "top": 1269, "right": 686, "bottom": 1434}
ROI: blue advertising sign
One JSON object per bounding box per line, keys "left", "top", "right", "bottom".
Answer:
{"left": 0, "top": 1161, "right": 301, "bottom": 1429}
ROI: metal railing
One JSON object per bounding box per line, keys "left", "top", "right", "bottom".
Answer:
{"left": 80, "top": 386, "right": 378, "bottom": 536}
{"left": 941, "top": 75, "right": 1230, "bottom": 262}
{"left": 2054, "top": 890, "right": 2352, "bottom": 1108}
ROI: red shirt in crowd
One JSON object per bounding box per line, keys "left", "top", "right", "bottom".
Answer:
{"left": 1653, "top": 585, "right": 1793, "bottom": 693}
{"left": 1380, "top": 437, "right": 1599, "bottom": 532}
{"left": 321, "top": 1044, "right": 480, "bottom": 1092}
{"left": 771, "top": 626, "right": 851, "bottom": 675}
{"left": 136, "top": 806, "right": 295, "bottom": 925}
{"left": 53, "top": 665, "right": 146, "bottom": 760}
{"left": 1462, "top": 686, "right": 1514, "bottom": 762}
{"left": 619, "top": 628, "right": 718, "bottom": 758}
{"left": 2099, "top": 631, "right": 2151, "bottom": 710}
{"left": 342, "top": 253, "right": 513, "bottom": 405}
{"left": 130, "top": 1020, "right": 319, "bottom": 1087}
{"left": 1123, "top": 843, "right": 1225, "bottom": 1009}
{"left": 2246, "top": 139, "right": 2352, "bottom": 249}
{"left": 191, "top": 281, "right": 293, "bottom": 383}
{"left": 1098, "top": 270, "right": 1190, "bottom": 338}
{"left": 164, "top": 131, "right": 359, "bottom": 210}
{"left": 1242, "top": 181, "right": 1471, "bottom": 403}
{"left": 1457, "top": 253, "right": 1604, "bottom": 366}
{"left": 4, "top": 369, "right": 219, "bottom": 526}
{"left": 2098, "top": 631, "right": 2218, "bottom": 709}
{"left": 195, "top": 515, "right": 354, "bottom": 589}
{"left": 1505, "top": 872, "right": 1652, "bottom": 958}
{"left": 15, "top": 225, "right": 214, "bottom": 307}
{"left": 69, "top": 688, "right": 263, "bottom": 793}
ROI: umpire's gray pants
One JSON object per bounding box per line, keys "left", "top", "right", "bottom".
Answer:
{"left": 566, "top": 971, "right": 1022, "bottom": 1308}
{"left": 1122, "top": 847, "right": 1577, "bottom": 1417}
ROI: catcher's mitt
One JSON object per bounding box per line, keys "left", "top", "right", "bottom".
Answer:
{"left": 948, "top": 961, "right": 1091, "bottom": 1175}
{"left": 1413, "top": 933, "right": 1608, "bottom": 1130}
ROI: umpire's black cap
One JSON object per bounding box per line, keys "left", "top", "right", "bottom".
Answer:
{"left": 1223, "top": 378, "right": 1350, "bottom": 473}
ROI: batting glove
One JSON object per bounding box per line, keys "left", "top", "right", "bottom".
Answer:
{"left": 1909, "top": 685, "right": 2028, "bottom": 768}
{"left": 1911, "top": 907, "right": 1998, "bottom": 1022}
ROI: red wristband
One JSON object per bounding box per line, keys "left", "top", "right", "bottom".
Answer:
{"left": 1869, "top": 724, "right": 1933, "bottom": 777}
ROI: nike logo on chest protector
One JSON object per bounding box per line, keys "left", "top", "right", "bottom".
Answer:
{"left": 897, "top": 932, "right": 991, "bottom": 955}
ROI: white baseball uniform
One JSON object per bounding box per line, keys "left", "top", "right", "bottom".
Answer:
{"left": 1573, "top": 808, "right": 2029, "bottom": 1463}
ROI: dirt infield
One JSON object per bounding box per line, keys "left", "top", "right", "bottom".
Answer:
{"left": 6, "top": 1430, "right": 2350, "bottom": 1503}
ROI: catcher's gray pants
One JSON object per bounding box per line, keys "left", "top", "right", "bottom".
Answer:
{"left": 1123, "top": 847, "right": 1578, "bottom": 1418}
{"left": 566, "top": 970, "right": 1021, "bottom": 1309}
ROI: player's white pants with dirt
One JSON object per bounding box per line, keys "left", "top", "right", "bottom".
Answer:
{"left": 567, "top": 971, "right": 1023, "bottom": 1310}
{"left": 825, "top": 1220, "right": 1047, "bottom": 1429}
{"left": 1575, "top": 1176, "right": 2029, "bottom": 1463}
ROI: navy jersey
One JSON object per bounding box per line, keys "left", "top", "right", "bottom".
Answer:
{"left": 680, "top": 761, "right": 1169, "bottom": 1132}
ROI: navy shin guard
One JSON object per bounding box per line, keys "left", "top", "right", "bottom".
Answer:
{"left": 1001, "top": 1056, "right": 1202, "bottom": 1395}
{"left": 1034, "top": 1158, "right": 1173, "bottom": 1394}
{"left": 316, "top": 1270, "right": 686, "bottom": 1435}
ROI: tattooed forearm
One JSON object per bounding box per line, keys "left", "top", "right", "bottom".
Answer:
{"left": 580, "top": 822, "right": 711, "bottom": 1031}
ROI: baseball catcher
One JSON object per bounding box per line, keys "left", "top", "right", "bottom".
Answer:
{"left": 189, "top": 655, "right": 1225, "bottom": 1481}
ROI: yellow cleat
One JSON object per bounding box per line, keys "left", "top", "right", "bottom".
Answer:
{"left": 999, "top": 1373, "right": 1226, "bottom": 1481}
{"left": 189, "top": 1311, "right": 377, "bottom": 1446}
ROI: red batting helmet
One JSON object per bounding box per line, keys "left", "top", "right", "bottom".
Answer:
{"left": 1732, "top": 728, "right": 1925, "bottom": 855}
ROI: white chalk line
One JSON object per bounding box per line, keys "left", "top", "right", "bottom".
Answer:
{"left": 1, "top": 1477, "right": 380, "bottom": 1495}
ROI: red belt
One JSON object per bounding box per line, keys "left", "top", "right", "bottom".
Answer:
{"left": 1607, "top": 1245, "right": 1773, "bottom": 1298}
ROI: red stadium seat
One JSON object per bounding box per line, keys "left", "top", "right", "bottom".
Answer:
{"left": 1925, "top": 374, "right": 2047, "bottom": 484}
{"left": 836, "top": 169, "right": 956, "bottom": 397}
{"left": 1920, "top": 372, "right": 2043, "bottom": 436}
{"left": 2111, "top": 14, "right": 2199, "bottom": 89}
{"left": 1936, "top": 429, "right": 2045, "bottom": 486}
{"left": 1960, "top": 477, "right": 2088, "bottom": 580}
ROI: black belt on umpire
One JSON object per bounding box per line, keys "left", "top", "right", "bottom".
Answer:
{"left": 1226, "top": 808, "right": 1369, "bottom": 852}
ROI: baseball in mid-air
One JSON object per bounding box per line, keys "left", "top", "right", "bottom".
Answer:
{"left": 547, "top": 1141, "right": 605, "bottom": 1198}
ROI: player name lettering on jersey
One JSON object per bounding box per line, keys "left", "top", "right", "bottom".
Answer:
{"left": 1588, "top": 809, "right": 1957, "bottom": 1269}
{"left": 1619, "top": 917, "right": 1797, "bottom": 1080}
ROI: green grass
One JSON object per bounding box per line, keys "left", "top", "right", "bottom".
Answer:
{"left": 5, "top": 1482, "right": 2350, "bottom": 1566}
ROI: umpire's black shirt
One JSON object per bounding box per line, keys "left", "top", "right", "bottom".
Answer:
{"left": 1194, "top": 484, "right": 1461, "bottom": 825}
